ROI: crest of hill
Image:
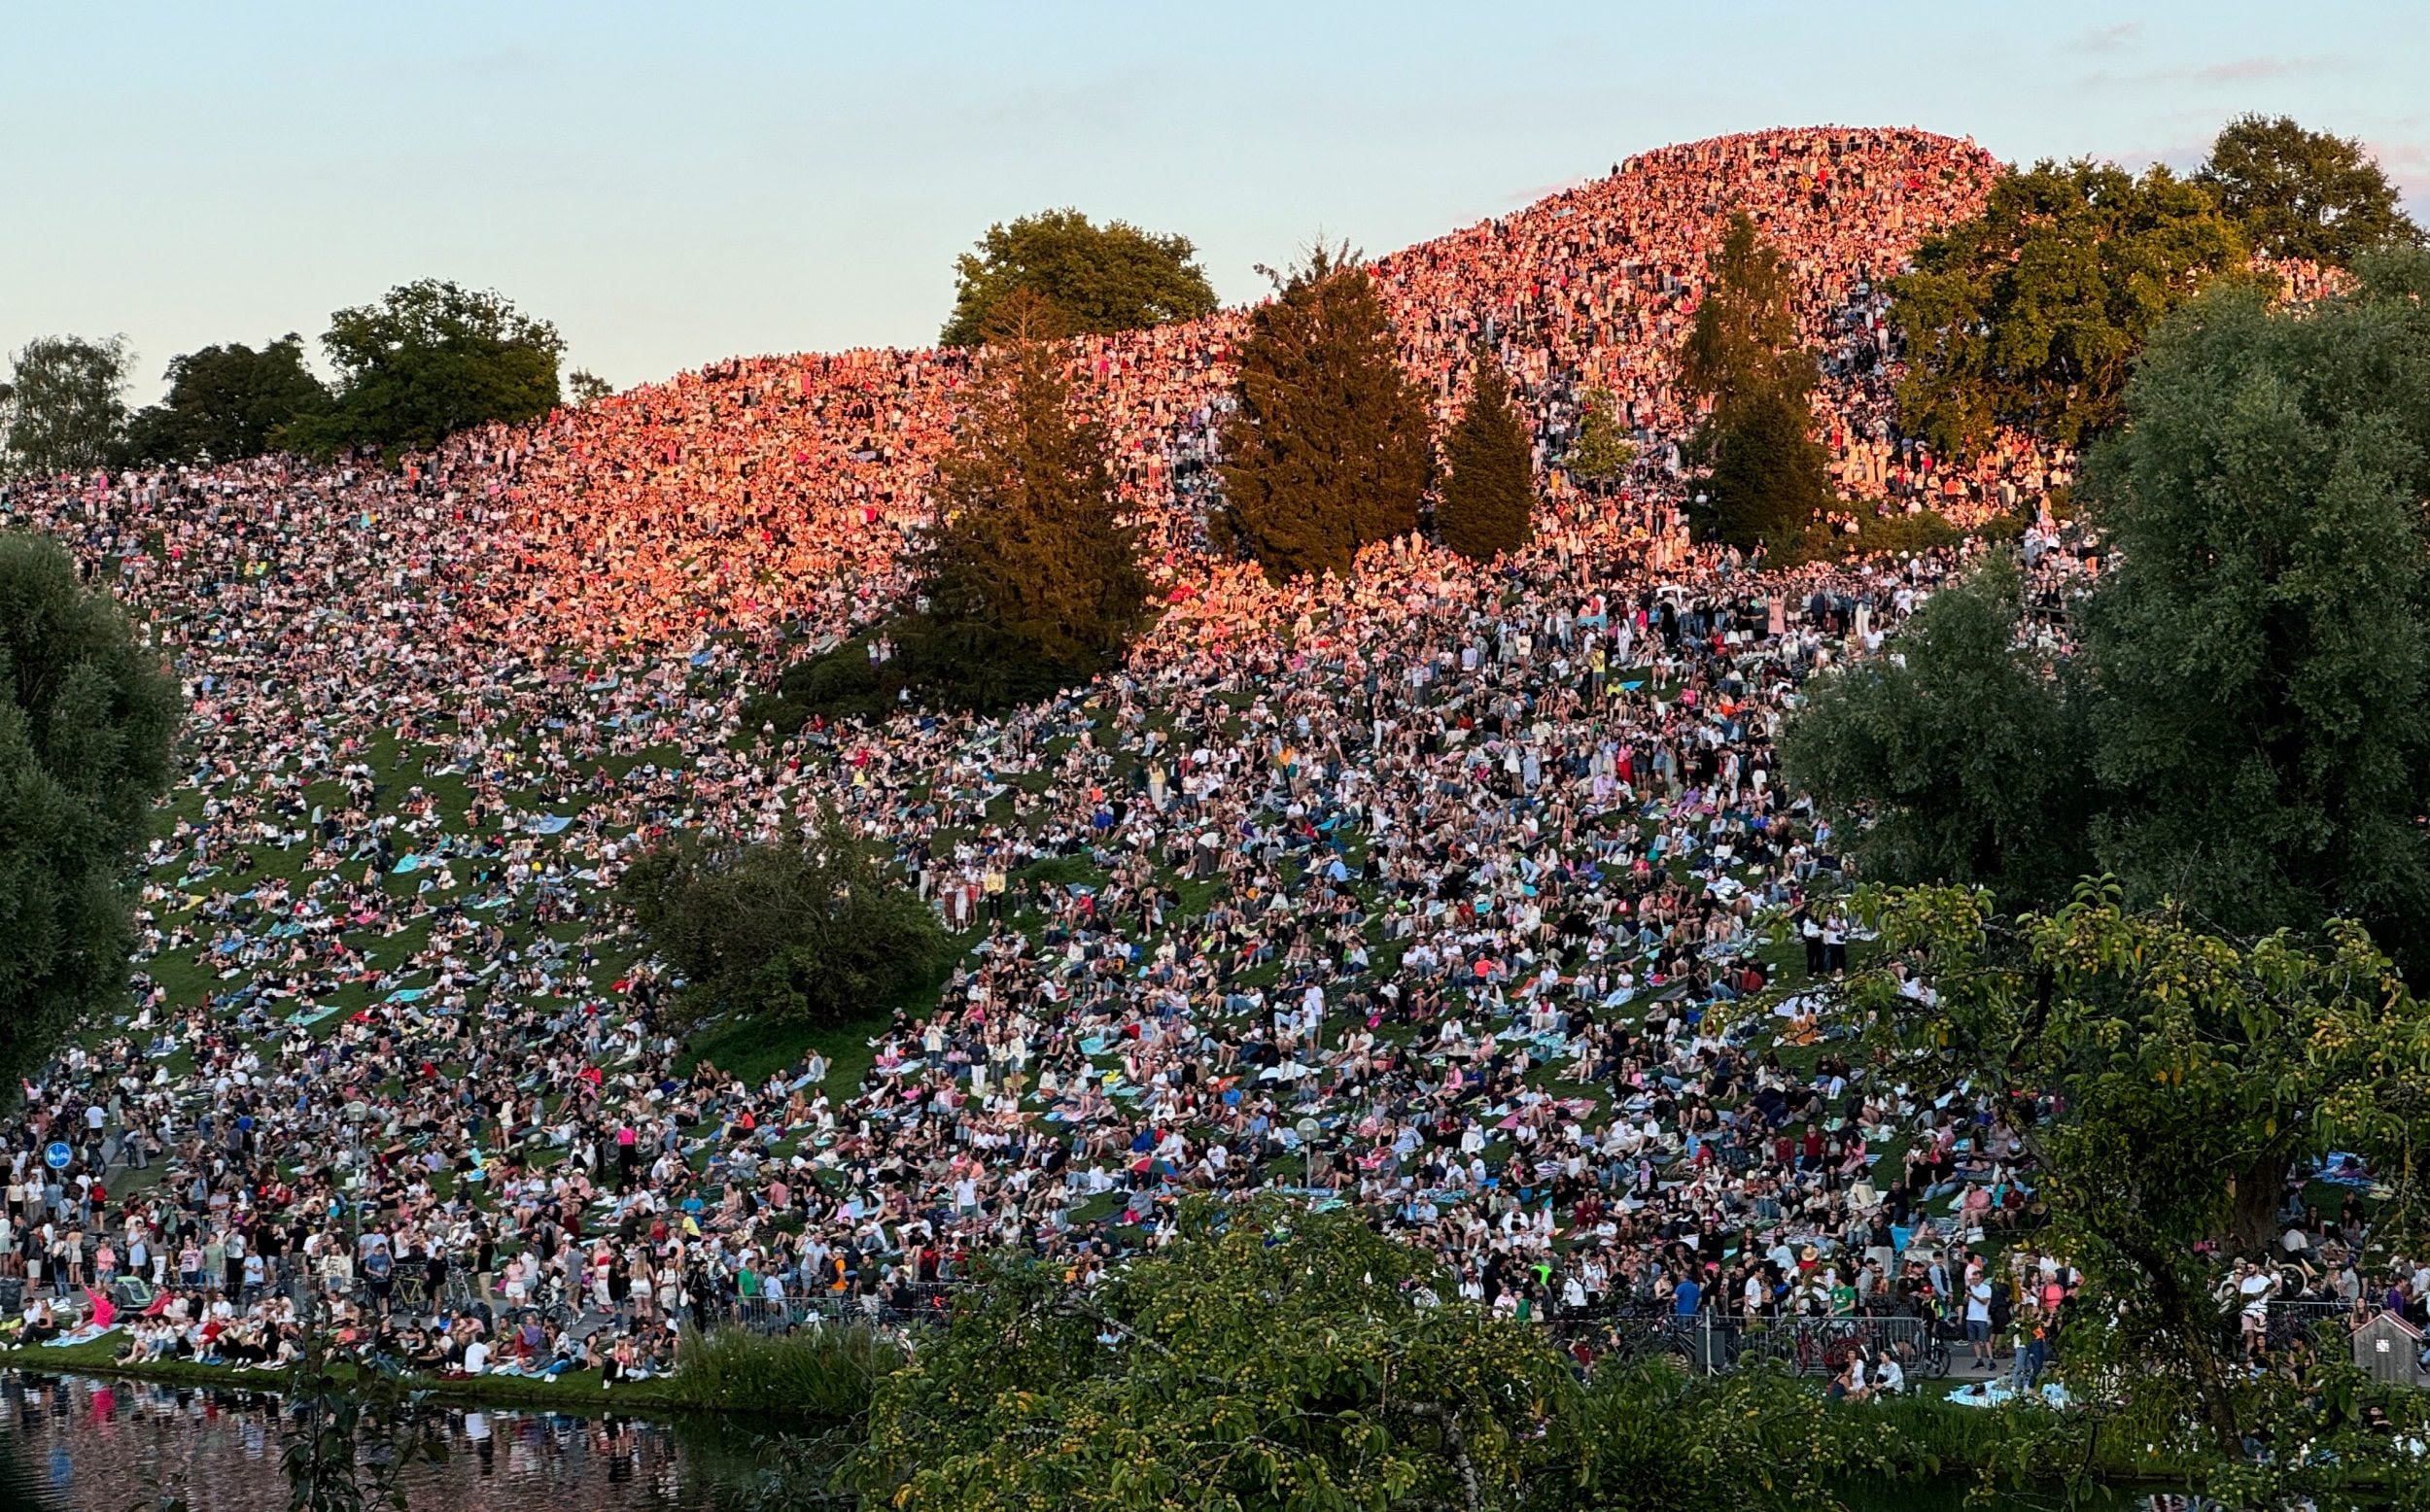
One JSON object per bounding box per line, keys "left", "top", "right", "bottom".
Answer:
{"left": 440, "top": 126, "right": 1998, "bottom": 654}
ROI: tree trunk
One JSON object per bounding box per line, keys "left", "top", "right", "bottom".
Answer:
{"left": 2224, "top": 1151, "right": 2288, "bottom": 1254}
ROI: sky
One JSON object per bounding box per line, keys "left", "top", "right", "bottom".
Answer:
{"left": 4, "top": 0, "right": 2425, "bottom": 402}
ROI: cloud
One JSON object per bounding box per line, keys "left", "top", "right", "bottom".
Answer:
{"left": 2070, "top": 22, "right": 2142, "bottom": 53}
{"left": 2072, "top": 53, "right": 2341, "bottom": 94}
{"left": 2188, "top": 56, "right": 2314, "bottom": 84}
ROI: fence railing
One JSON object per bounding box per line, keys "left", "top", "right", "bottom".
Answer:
{"left": 2265, "top": 1297, "right": 2361, "bottom": 1349}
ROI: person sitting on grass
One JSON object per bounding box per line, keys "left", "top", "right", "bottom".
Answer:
{"left": 17, "top": 1301, "right": 59, "bottom": 1347}
{"left": 601, "top": 1335, "right": 643, "bottom": 1389}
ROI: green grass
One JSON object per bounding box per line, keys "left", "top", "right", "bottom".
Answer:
{"left": 0, "top": 1336, "right": 691, "bottom": 1415}
{"left": 677, "top": 1011, "right": 888, "bottom": 1092}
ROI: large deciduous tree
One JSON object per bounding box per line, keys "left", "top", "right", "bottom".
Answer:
{"left": 941, "top": 208, "right": 1219, "bottom": 349}
{"left": 1215, "top": 247, "right": 1434, "bottom": 580}
{"left": 0, "top": 533, "right": 182, "bottom": 1084}
{"left": 1436, "top": 354, "right": 1535, "bottom": 559}
{"left": 121, "top": 335, "right": 331, "bottom": 464}
{"left": 2, "top": 335, "right": 131, "bottom": 479}
{"left": 286, "top": 279, "right": 564, "bottom": 460}
{"left": 2078, "top": 250, "right": 2430, "bottom": 964}
{"left": 1790, "top": 252, "right": 2430, "bottom": 968}
{"left": 1834, "top": 883, "right": 2430, "bottom": 1471}
{"left": 1781, "top": 555, "right": 2094, "bottom": 908}
{"left": 850, "top": 1196, "right": 1575, "bottom": 1512}
{"left": 2196, "top": 114, "right": 2424, "bottom": 267}
{"left": 1889, "top": 160, "right": 2245, "bottom": 454}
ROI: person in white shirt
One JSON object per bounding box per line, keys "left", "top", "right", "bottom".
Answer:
{"left": 1965, "top": 1279, "right": 1995, "bottom": 1367}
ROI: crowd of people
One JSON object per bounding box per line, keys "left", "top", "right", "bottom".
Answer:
{"left": 0, "top": 126, "right": 2412, "bottom": 1395}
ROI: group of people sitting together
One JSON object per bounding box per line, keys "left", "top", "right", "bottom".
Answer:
{"left": 0, "top": 126, "right": 2403, "bottom": 1394}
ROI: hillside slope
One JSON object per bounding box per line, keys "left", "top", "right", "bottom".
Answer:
{"left": 435, "top": 126, "right": 2003, "bottom": 656}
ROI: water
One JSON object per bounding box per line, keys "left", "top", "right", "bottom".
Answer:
{"left": 0, "top": 1372, "right": 804, "bottom": 1512}
{"left": 0, "top": 1371, "right": 2201, "bottom": 1512}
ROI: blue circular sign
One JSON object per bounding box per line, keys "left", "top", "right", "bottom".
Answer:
{"left": 44, "top": 1142, "right": 72, "bottom": 1171}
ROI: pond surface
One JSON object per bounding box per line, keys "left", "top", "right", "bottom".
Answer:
{"left": 0, "top": 1371, "right": 2202, "bottom": 1512}
{"left": 0, "top": 1372, "right": 807, "bottom": 1512}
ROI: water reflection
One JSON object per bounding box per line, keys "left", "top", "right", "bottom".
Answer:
{"left": 0, "top": 1371, "right": 2205, "bottom": 1512}
{"left": 0, "top": 1373, "right": 717, "bottom": 1512}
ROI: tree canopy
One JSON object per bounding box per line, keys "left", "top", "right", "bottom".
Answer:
{"left": 941, "top": 209, "right": 1219, "bottom": 349}
{"left": 2078, "top": 249, "right": 2430, "bottom": 962}
{"left": 1828, "top": 882, "right": 2430, "bottom": 1471}
{"left": 1677, "top": 215, "right": 1832, "bottom": 549}
{"left": 1563, "top": 385, "right": 1635, "bottom": 491}
{"left": 1780, "top": 555, "right": 2094, "bottom": 902}
{"left": 2, "top": 335, "right": 130, "bottom": 479}
{"left": 1888, "top": 160, "right": 2245, "bottom": 455}
{"left": 2196, "top": 114, "right": 2424, "bottom": 267}
{"left": 1215, "top": 247, "right": 1435, "bottom": 581}
{"left": 615, "top": 812, "right": 948, "bottom": 1030}
{"left": 1678, "top": 213, "right": 1814, "bottom": 419}
{"left": 121, "top": 335, "right": 331, "bottom": 464}
{"left": 284, "top": 279, "right": 564, "bottom": 460}
{"left": 1789, "top": 251, "right": 2430, "bottom": 967}
{"left": 1436, "top": 355, "right": 1535, "bottom": 559}
{"left": 850, "top": 1196, "right": 1573, "bottom": 1512}
{"left": 0, "top": 533, "right": 182, "bottom": 1085}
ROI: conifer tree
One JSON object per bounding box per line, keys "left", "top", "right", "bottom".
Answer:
{"left": 1703, "top": 386, "right": 1833, "bottom": 550}
{"left": 1563, "top": 385, "right": 1635, "bottom": 492}
{"left": 1679, "top": 214, "right": 1813, "bottom": 417}
{"left": 1216, "top": 247, "right": 1433, "bottom": 580}
{"left": 1677, "top": 213, "right": 1832, "bottom": 549}
{"left": 913, "top": 316, "right": 1147, "bottom": 706}
{"left": 1437, "top": 355, "right": 1535, "bottom": 559}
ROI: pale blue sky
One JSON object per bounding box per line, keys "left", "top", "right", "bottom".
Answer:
{"left": 5, "top": 1, "right": 2423, "bottom": 401}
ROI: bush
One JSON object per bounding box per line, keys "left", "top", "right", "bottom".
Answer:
{"left": 617, "top": 814, "right": 950, "bottom": 1029}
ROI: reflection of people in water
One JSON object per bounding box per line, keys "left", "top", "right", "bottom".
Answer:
{"left": 603, "top": 1413, "right": 635, "bottom": 1484}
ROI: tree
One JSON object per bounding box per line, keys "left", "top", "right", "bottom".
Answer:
{"left": 2197, "top": 114, "right": 2424, "bottom": 266}
{"left": 941, "top": 209, "right": 1219, "bottom": 349}
{"left": 1563, "top": 385, "right": 1635, "bottom": 491}
{"left": 2077, "top": 251, "right": 2430, "bottom": 967}
{"left": 1698, "top": 386, "right": 1833, "bottom": 551}
{"left": 850, "top": 1196, "right": 1577, "bottom": 1512}
{"left": 911, "top": 326, "right": 1149, "bottom": 704}
{"left": 285, "top": 279, "right": 564, "bottom": 459}
{"left": 1571, "top": 1360, "right": 1909, "bottom": 1512}
{"left": 1781, "top": 557, "right": 2094, "bottom": 910}
{"left": 120, "top": 335, "right": 330, "bottom": 464}
{"left": 567, "top": 368, "right": 615, "bottom": 405}
{"left": 0, "top": 533, "right": 182, "bottom": 1085}
{"left": 1678, "top": 214, "right": 1814, "bottom": 420}
{"left": 1436, "top": 355, "right": 1535, "bottom": 559}
{"left": 616, "top": 811, "right": 949, "bottom": 1030}
{"left": 1676, "top": 216, "right": 1832, "bottom": 549}
{"left": 1215, "top": 247, "right": 1434, "bottom": 581}
{"left": 2, "top": 335, "right": 130, "bottom": 478}
{"left": 1797, "top": 256, "right": 2430, "bottom": 971}
{"left": 1826, "top": 883, "right": 2430, "bottom": 1472}
{"left": 1889, "top": 160, "right": 2245, "bottom": 454}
